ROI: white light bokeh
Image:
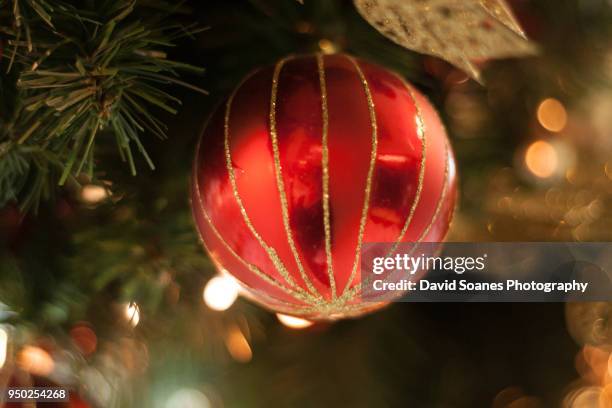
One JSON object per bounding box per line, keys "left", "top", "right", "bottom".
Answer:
{"left": 80, "top": 184, "right": 109, "bottom": 204}
{"left": 125, "top": 302, "right": 141, "bottom": 327}
{"left": 276, "top": 314, "right": 314, "bottom": 329}
{"left": 0, "top": 327, "right": 7, "bottom": 369}
{"left": 203, "top": 275, "right": 239, "bottom": 311}
{"left": 165, "top": 388, "right": 211, "bottom": 408}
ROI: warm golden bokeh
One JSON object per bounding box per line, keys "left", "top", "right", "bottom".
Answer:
{"left": 225, "top": 326, "right": 252, "bottom": 363}
{"left": 525, "top": 140, "right": 559, "bottom": 178}
{"left": 537, "top": 98, "right": 568, "bottom": 132}
{"left": 80, "top": 184, "right": 109, "bottom": 204}
{"left": 318, "top": 39, "right": 338, "bottom": 55}
{"left": 18, "top": 345, "right": 54, "bottom": 376}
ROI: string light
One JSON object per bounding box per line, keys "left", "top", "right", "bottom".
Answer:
{"left": 203, "top": 275, "right": 239, "bottom": 311}
{"left": 80, "top": 184, "right": 109, "bottom": 204}
{"left": 318, "top": 39, "right": 338, "bottom": 55}
{"left": 525, "top": 140, "right": 559, "bottom": 179}
{"left": 18, "top": 346, "right": 54, "bottom": 376}
{"left": 225, "top": 326, "right": 252, "bottom": 363}
{"left": 276, "top": 313, "right": 314, "bottom": 329}
{"left": 0, "top": 327, "right": 7, "bottom": 369}
{"left": 124, "top": 302, "right": 141, "bottom": 327}
{"left": 537, "top": 98, "right": 567, "bottom": 132}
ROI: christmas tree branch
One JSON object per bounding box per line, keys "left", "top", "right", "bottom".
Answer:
{"left": 0, "top": 0, "right": 207, "bottom": 211}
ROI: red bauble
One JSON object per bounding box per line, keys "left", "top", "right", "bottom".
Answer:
{"left": 192, "top": 54, "right": 457, "bottom": 319}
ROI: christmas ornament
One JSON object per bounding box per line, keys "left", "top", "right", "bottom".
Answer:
{"left": 192, "top": 54, "right": 456, "bottom": 319}
{"left": 298, "top": 0, "right": 537, "bottom": 82}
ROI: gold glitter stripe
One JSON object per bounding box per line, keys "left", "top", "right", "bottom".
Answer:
{"left": 225, "top": 266, "right": 313, "bottom": 312}
{"left": 346, "top": 139, "right": 452, "bottom": 301}
{"left": 389, "top": 77, "right": 427, "bottom": 253}
{"left": 224, "top": 77, "right": 312, "bottom": 298}
{"left": 192, "top": 187, "right": 315, "bottom": 306}
{"left": 269, "top": 57, "right": 320, "bottom": 298}
{"left": 355, "top": 77, "right": 428, "bottom": 299}
{"left": 379, "top": 141, "right": 451, "bottom": 294}
{"left": 416, "top": 140, "right": 451, "bottom": 242}
{"left": 340, "top": 56, "right": 379, "bottom": 297}
{"left": 265, "top": 298, "right": 382, "bottom": 319}
{"left": 192, "top": 133, "right": 317, "bottom": 305}
{"left": 317, "top": 53, "right": 337, "bottom": 300}
{"left": 357, "top": 142, "right": 452, "bottom": 301}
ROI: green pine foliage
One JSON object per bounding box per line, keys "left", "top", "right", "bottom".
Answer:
{"left": 0, "top": 0, "right": 206, "bottom": 211}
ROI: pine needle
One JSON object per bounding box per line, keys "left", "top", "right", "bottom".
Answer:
{"left": 0, "top": 0, "right": 206, "bottom": 211}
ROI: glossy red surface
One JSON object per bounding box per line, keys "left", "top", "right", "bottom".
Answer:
{"left": 192, "top": 54, "right": 457, "bottom": 319}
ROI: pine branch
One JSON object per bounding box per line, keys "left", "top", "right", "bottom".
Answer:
{"left": 0, "top": 0, "right": 206, "bottom": 212}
